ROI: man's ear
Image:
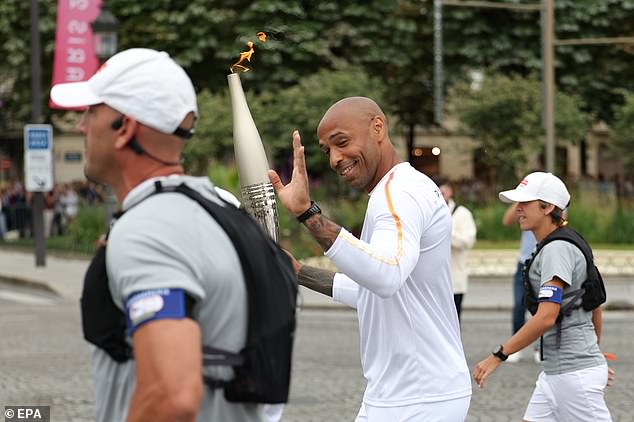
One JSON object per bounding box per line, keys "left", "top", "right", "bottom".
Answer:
{"left": 113, "top": 117, "right": 139, "bottom": 150}
{"left": 371, "top": 115, "right": 386, "bottom": 140}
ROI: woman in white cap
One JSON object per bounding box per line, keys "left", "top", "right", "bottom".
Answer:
{"left": 473, "top": 172, "right": 613, "bottom": 421}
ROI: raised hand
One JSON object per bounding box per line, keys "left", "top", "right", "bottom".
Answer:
{"left": 268, "top": 130, "right": 312, "bottom": 216}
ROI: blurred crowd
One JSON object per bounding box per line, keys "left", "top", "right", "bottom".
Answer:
{"left": 1, "top": 174, "right": 632, "bottom": 243}
{"left": 0, "top": 180, "right": 105, "bottom": 241}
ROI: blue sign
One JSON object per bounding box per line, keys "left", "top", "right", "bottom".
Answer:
{"left": 64, "top": 151, "right": 83, "bottom": 162}
{"left": 23, "top": 124, "right": 54, "bottom": 192}
{"left": 27, "top": 128, "right": 50, "bottom": 149}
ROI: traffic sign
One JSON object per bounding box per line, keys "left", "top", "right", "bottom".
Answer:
{"left": 24, "top": 124, "right": 54, "bottom": 192}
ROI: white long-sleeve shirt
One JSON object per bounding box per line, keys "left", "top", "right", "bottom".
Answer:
{"left": 328, "top": 162, "right": 472, "bottom": 407}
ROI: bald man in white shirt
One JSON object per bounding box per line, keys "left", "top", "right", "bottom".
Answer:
{"left": 269, "top": 97, "right": 472, "bottom": 421}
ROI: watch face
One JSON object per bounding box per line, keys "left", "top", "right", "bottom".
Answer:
{"left": 492, "top": 345, "right": 507, "bottom": 360}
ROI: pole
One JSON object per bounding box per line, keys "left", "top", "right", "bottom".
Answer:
{"left": 30, "top": 0, "right": 46, "bottom": 266}
{"left": 443, "top": 0, "right": 634, "bottom": 175}
{"left": 543, "top": 0, "right": 555, "bottom": 173}
{"left": 433, "top": 0, "right": 444, "bottom": 125}
{"left": 442, "top": 0, "right": 541, "bottom": 10}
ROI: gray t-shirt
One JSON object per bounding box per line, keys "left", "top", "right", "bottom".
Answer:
{"left": 93, "top": 175, "right": 265, "bottom": 422}
{"left": 528, "top": 240, "right": 606, "bottom": 374}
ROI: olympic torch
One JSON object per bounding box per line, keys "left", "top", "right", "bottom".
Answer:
{"left": 227, "top": 39, "right": 279, "bottom": 241}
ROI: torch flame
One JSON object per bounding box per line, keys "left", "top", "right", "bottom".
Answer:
{"left": 230, "top": 32, "right": 267, "bottom": 73}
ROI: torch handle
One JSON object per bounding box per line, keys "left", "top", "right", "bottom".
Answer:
{"left": 241, "top": 182, "right": 280, "bottom": 242}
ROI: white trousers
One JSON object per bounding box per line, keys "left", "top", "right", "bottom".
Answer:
{"left": 524, "top": 364, "right": 611, "bottom": 422}
{"left": 356, "top": 395, "right": 471, "bottom": 422}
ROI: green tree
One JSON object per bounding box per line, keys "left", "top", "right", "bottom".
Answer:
{"left": 188, "top": 65, "right": 386, "bottom": 185}
{"left": 0, "top": 0, "right": 56, "bottom": 127}
{"left": 610, "top": 90, "right": 634, "bottom": 178}
{"left": 183, "top": 89, "right": 234, "bottom": 175}
{"left": 450, "top": 73, "right": 591, "bottom": 186}
{"left": 108, "top": 0, "right": 432, "bottom": 156}
{"left": 2, "top": 0, "right": 633, "bottom": 161}
{"left": 441, "top": 0, "right": 634, "bottom": 123}
{"left": 1, "top": 0, "right": 432, "bottom": 151}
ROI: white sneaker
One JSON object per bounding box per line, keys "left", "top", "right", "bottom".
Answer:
{"left": 507, "top": 352, "right": 521, "bottom": 363}
{"left": 534, "top": 350, "right": 541, "bottom": 363}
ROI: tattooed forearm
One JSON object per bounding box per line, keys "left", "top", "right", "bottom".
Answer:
{"left": 303, "top": 214, "right": 342, "bottom": 251}
{"left": 298, "top": 265, "right": 335, "bottom": 297}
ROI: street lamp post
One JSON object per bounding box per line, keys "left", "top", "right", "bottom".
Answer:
{"left": 91, "top": 6, "right": 119, "bottom": 224}
{"left": 91, "top": 7, "right": 119, "bottom": 61}
{"left": 543, "top": 0, "right": 555, "bottom": 173}
{"left": 30, "top": 0, "right": 46, "bottom": 266}
{"left": 433, "top": 0, "right": 444, "bottom": 125}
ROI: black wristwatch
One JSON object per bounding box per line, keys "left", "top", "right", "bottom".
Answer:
{"left": 297, "top": 201, "right": 322, "bottom": 224}
{"left": 492, "top": 345, "right": 508, "bottom": 361}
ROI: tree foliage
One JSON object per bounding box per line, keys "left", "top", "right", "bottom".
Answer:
{"left": 442, "top": 0, "right": 634, "bottom": 122}
{"left": 1, "top": 0, "right": 432, "bottom": 132}
{"left": 107, "top": 0, "right": 432, "bottom": 125}
{"left": 1, "top": 0, "right": 633, "bottom": 164}
{"left": 0, "top": 0, "right": 57, "bottom": 129}
{"left": 610, "top": 91, "right": 634, "bottom": 177}
{"left": 187, "top": 66, "right": 386, "bottom": 183}
{"left": 450, "top": 73, "right": 591, "bottom": 185}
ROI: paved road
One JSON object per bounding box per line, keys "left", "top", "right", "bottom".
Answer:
{"left": 1, "top": 282, "right": 632, "bottom": 421}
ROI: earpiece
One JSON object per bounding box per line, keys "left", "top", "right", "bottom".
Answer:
{"left": 128, "top": 138, "right": 145, "bottom": 155}
{"left": 111, "top": 116, "right": 142, "bottom": 156}
{"left": 110, "top": 115, "right": 181, "bottom": 165}
{"left": 111, "top": 116, "right": 124, "bottom": 130}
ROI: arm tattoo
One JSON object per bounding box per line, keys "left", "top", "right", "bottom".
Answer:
{"left": 298, "top": 265, "right": 335, "bottom": 297}
{"left": 303, "top": 214, "right": 342, "bottom": 251}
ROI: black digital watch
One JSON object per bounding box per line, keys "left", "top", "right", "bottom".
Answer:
{"left": 296, "top": 201, "right": 322, "bottom": 224}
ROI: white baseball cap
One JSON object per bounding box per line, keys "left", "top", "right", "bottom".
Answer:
{"left": 499, "top": 172, "right": 571, "bottom": 210}
{"left": 50, "top": 48, "right": 197, "bottom": 136}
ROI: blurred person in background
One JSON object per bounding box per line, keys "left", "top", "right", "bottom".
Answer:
{"left": 502, "top": 203, "right": 539, "bottom": 363}
{"left": 435, "top": 176, "right": 477, "bottom": 322}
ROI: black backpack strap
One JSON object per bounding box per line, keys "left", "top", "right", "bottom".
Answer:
{"left": 202, "top": 345, "right": 245, "bottom": 366}
{"left": 529, "top": 227, "right": 599, "bottom": 355}
{"left": 541, "top": 227, "right": 594, "bottom": 311}
{"left": 151, "top": 181, "right": 297, "bottom": 403}
{"left": 522, "top": 247, "right": 540, "bottom": 315}
{"left": 551, "top": 288, "right": 586, "bottom": 350}
{"left": 524, "top": 227, "right": 589, "bottom": 313}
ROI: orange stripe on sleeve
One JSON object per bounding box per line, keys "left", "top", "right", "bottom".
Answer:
{"left": 337, "top": 170, "right": 405, "bottom": 265}
{"left": 384, "top": 172, "right": 404, "bottom": 261}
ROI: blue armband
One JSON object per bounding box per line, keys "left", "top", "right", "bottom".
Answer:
{"left": 125, "top": 288, "right": 187, "bottom": 336}
{"left": 537, "top": 285, "right": 563, "bottom": 304}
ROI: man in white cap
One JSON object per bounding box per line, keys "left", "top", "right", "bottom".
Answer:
{"left": 51, "top": 48, "right": 266, "bottom": 422}
{"left": 473, "top": 172, "right": 613, "bottom": 422}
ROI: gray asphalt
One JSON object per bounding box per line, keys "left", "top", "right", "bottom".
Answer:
{"left": 1, "top": 247, "right": 633, "bottom": 421}
{"left": 0, "top": 284, "right": 632, "bottom": 421}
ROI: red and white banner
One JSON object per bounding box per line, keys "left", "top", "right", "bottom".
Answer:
{"left": 49, "top": 0, "right": 102, "bottom": 109}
